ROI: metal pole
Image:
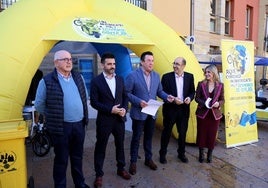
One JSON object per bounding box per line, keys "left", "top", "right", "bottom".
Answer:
{"left": 190, "top": 0, "right": 194, "bottom": 51}
{"left": 263, "top": 16, "right": 268, "bottom": 79}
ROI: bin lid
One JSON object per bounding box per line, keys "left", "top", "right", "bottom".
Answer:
{"left": 0, "top": 120, "right": 28, "bottom": 140}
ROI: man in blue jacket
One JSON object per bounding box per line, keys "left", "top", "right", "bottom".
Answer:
{"left": 125, "top": 51, "right": 174, "bottom": 175}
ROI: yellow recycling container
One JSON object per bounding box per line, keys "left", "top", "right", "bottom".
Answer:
{"left": 0, "top": 120, "right": 28, "bottom": 188}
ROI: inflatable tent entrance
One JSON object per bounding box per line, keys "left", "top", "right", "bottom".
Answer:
{"left": 0, "top": 0, "right": 204, "bottom": 143}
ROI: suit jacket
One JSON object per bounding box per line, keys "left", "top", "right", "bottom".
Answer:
{"left": 90, "top": 73, "right": 128, "bottom": 123}
{"left": 125, "top": 67, "right": 168, "bottom": 120}
{"left": 161, "top": 71, "right": 195, "bottom": 118}
{"left": 195, "top": 81, "right": 224, "bottom": 120}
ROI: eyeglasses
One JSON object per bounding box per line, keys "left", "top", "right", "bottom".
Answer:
{"left": 173, "top": 62, "right": 180, "bottom": 66}
{"left": 57, "top": 58, "right": 73, "bottom": 62}
{"left": 173, "top": 62, "right": 185, "bottom": 67}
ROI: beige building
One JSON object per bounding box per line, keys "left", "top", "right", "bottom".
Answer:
{"left": 144, "top": 0, "right": 267, "bottom": 89}
{"left": 148, "top": 0, "right": 261, "bottom": 61}
{"left": 145, "top": 0, "right": 231, "bottom": 62}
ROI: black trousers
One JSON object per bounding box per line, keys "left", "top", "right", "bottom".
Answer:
{"left": 94, "top": 118, "right": 126, "bottom": 177}
{"left": 160, "top": 106, "right": 189, "bottom": 156}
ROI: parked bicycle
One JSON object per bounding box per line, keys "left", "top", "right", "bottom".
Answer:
{"left": 23, "top": 104, "right": 51, "bottom": 157}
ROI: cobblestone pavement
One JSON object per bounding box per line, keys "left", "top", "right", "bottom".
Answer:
{"left": 26, "top": 119, "right": 268, "bottom": 188}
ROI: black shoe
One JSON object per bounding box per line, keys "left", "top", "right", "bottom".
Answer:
{"left": 76, "top": 184, "right": 90, "bottom": 188}
{"left": 199, "top": 148, "right": 204, "bottom": 163}
{"left": 178, "top": 155, "right": 189, "bottom": 163}
{"left": 159, "top": 156, "right": 167, "bottom": 164}
{"left": 207, "top": 149, "right": 213, "bottom": 163}
{"left": 199, "top": 155, "right": 204, "bottom": 163}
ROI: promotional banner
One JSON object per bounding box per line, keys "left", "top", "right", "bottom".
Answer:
{"left": 221, "top": 39, "right": 258, "bottom": 148}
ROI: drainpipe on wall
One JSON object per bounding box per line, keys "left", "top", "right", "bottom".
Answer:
{"left": 190, "top": 0, "right": 194, "bottom": 51}
{"left": 263, "top": 16, "right": 268, "bottom": 79}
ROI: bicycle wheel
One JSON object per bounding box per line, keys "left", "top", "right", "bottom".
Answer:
{"left": 32, "top": 133, "right": 51, "bottom": 157}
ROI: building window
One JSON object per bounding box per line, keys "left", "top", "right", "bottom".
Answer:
{"left": 210, "top": 0, "right": 216, "bottom": 15}
{"left": 209, "top": 45, "right": 221, "bottom": 55}
{"left": 210, "top": 0, "right": 216, "bottom": 32}
{"left": 245, "top": 6, "right": 252, "bottom": 39}
{"left": 224, "top": 0, "right": 232, "bottom": 35}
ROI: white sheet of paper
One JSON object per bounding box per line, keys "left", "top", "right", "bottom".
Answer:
{"left": 205, "top": 97, "right": 212, "bottom": 109}
{"left": 141, "top": 99, "right": 164, "bottom": 116}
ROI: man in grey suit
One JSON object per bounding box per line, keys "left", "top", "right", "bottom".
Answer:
{"left": 159, "top": 57, "right": 195, "bottom": 164}
{"left": 125, "top": 51, "right": 174, "bottom": 175}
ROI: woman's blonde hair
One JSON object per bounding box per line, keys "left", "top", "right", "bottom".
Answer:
{"left": 204, "top": 64, "right": 220, "bottom": 82}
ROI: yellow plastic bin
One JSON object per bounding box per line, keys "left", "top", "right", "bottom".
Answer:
{"left": 0, "top": 120, "right": 28, "bottom": 188}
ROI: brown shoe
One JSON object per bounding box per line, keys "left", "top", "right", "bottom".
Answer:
{"left": 144, "top": 160, "right": 157, "bottom": 170}
{"left": 94, "top": 177, "right": 102, "bottom": 188}
{"left": 128, "top": 163, "right": 136, "bottom": 175}
{"left": 117, "top": 170, "right": 131, "bottom": 180}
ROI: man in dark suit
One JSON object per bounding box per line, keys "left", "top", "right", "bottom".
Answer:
{"left": 159, "top": 57, "right": 195, "bottom": 164}
{"left": 90, "top": 53, "right": 131, "bottom": 188}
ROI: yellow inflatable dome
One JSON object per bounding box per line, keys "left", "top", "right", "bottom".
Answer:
{"left": 0, "top": 0, "right": 203, "bottom": 143}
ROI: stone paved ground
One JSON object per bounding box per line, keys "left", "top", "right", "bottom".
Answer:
{"left": 26, "top": 119, "right": 268, "bottom": 188}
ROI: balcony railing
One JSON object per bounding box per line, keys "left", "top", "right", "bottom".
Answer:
{"left": 0, "top": 0, "right": 17, "bottom": 11}
{"left": 125, "top": 0, "right": 147, "bottom": 10}
{"left": 0, "top": 1, "right": 147, "bottom": 11}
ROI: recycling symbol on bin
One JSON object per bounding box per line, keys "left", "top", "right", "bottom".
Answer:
{"left": 0, "top": 151, "right": 16, "bottom": 172}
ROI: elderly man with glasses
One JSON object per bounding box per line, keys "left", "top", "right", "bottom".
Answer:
{"left": 35, "top": 50, "right": 90, "bottom": 188}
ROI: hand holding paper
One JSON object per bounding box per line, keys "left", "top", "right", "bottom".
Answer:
{"left": 141, "top": 99, "right": 164, "bottom": 116}
{"left": 205, "top": 97, "right": 212, "bottom": 109}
